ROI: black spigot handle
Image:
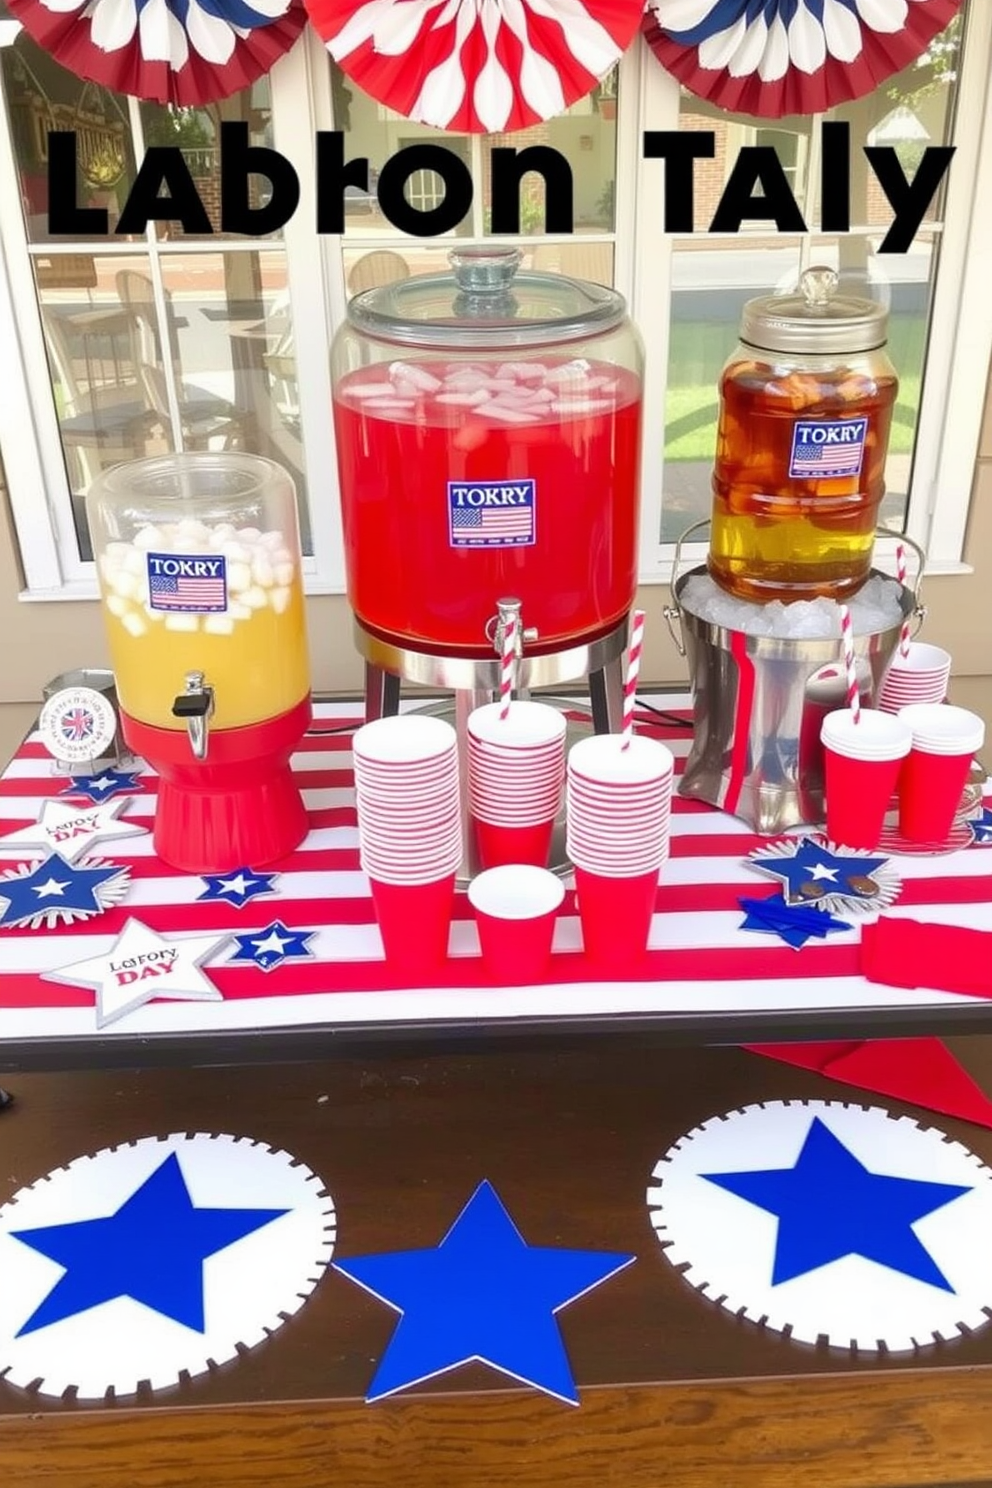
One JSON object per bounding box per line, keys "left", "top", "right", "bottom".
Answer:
{"left": 173, "top": 693, "right": 212, "bottom": 720}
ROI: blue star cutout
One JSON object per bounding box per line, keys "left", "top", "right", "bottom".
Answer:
{"left": 9, "top": 1152, "right": 288, "bottom": 1336}
{"left": 0, "top": 853, "right": 123, "bottom": 928}
{"left": 702, "top": 1117, "right": 972, "bottom": 1292}
{"left": 334, "top": 1180, "right": 635, "bottom": 1404}
{"left": 229, "top": 920, "right": 316, "bottom": 972}
{"left": 197, "top": 868, "right": 279, "bottom": 910}
{"left": 738, "top": 893, "right": 852, "bottom": 949}
{"left": 60, "top": 770, "right": 143, "bottom": 805}
{"left": 970, "top": 808, "right": 992, "bottom": 846}
{"left": 751, "top": 838, "right": 889, "bottom": 905}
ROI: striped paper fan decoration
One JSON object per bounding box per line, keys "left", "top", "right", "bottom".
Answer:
{"left": 642, "top": 0, "right": 963, "bottom": 120}
{"left": 304, "top": 0, "right": 645, "bottom": 133}
{"left": 6, "top": 0, "right": 308, "bottom": 106}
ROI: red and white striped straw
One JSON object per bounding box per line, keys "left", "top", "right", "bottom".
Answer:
{"left": 499, "top": 613, "right": 516, "bottom": 721}
{"left": 896, "top": 543, "right": 912, "bottom": 658}
{"left": 621, "top": 609, "right": 645, "bottom": 751}
{"left": 839, "top": 604, "right": 860, "bottom": 724}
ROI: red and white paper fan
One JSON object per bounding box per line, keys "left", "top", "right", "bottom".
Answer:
{"left": 305, "top": 0, "right": 644, "bottom": 133}
{"left": 6, "top": 0, "right": 308, "bottom": 106}
{"left": 641, "top": 0, "right": 962, "bottom": 120}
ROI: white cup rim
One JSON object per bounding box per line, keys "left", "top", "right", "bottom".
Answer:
{"left": 353, "top": 714, "right": 457, "bottom": 765}
{"left": 468, "top": 701, "right": 567, "bottom": 747}
{"left": 468, "top": 865, "right": 565, "bottom": 919}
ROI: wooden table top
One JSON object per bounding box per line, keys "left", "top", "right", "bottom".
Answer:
{"left": 4, "top": 1037, "right": 992, "bottom": 1486}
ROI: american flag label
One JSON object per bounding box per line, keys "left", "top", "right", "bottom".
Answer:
{"left": 448, "top": 479, "right": 536, "bottom": 549}
{"left": 789, "top": 418, "right": 868, "bottom": 480}
{"left": 147, "top": 553, "right": 228, "bottom": 613}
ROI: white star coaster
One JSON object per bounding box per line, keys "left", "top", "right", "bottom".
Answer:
{"left": 43, "top": 918, "right": 232, "bottom": 1028}
{"left": 0, "top": 799, "right": 147, "bottom": 865}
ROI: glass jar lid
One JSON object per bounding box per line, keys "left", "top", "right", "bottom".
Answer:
{"left": 344, "top": 247, "right": 627, "bottom": 351}
{"left": 740, "top": 266, "right": 889, "bottom": 355}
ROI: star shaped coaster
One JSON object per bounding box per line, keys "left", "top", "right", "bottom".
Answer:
{"left": 197, "top": 869, "right": 279, "bottom": 910}
{"left": 0, "top": 1134, "right": 336, "bottom": 1398}
{"left": 60, "top": 770, "right": 144, "bottom": 805}
{"left": 0, "top": 799, "right": 147, "bottom": 865}
{"left": 334, "top": 1180, "right": 634, "bottom": 1404}
{"left": 0, "top": 853, "right": 130, "bottom": 930}
{"left": 228, "top": 921, "right": 316, "bottom": 973}
{"left": 749, "top": 837, "right": 901, "bottom": 916}
{"left": 43, "top": 918, "right": 231, "bottom": 1028}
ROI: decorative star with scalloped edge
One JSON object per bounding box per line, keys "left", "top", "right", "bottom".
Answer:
{"left": 0, "top": 853, "right": 130, "bottom": 930}
{"left": 970, "top": 808, "right": 992, "bottom": 847}
{"left": 60, "top": 770, "right": 144, "bottom": 805}
{"left": 43, "top": 917, "right": 231, "bottom": 1028}
{"left": 228, "top": 921, "right": 315, "bottom": 973}
{"left": 9, "top": 1152, "right": 288, "bottom": 1336}
{"left": 197, "top": 869, "right": 279, "bottom": 910}
{"left": 0, "top": 798, "right": 147, "bottom": 865}
{"left": 749, "top": 837, "right": 900, "bottom": 915}
{"left": 702, "top": 1117, "right": 972, "bottom": 1291}
{"left": 334, "top": 1180, "right": 635, "bottom": 1405}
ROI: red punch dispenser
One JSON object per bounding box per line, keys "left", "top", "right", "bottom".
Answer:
{"left": 85, "top": 453, "right": 312, "bottom": 873}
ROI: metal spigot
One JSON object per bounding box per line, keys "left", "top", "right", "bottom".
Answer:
{"left": 486, "top": 597, "right": 538, "bottom": 659}
{"left": 171, "top": 671, "right": 214, "bottom": 760}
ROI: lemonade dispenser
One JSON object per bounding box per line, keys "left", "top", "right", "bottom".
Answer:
{"left": 86, "top": 453, "right": 312, "bottom": 873}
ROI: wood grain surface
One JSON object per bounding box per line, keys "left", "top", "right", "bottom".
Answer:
{"left": 3, "top": 1038, "right": 992, "bottom": 1486}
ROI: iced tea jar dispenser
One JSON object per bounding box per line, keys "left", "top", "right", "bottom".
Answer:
{"left": 331, "top": 247, "right": 644, "bottom": 665}
{"left": 86, "top": 453, "right": 312, "bottom": 873}
{"left": 709, "top": 266, "right": 898, "bottom": 604}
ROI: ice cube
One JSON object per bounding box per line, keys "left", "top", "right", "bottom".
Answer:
{"left": 123, "top": 548, "right": 146, "bottom": 576}
{"left": 479, "top": 378, "right": 520, "bottom": 393}
{"left": 228, "top": 602, "right": 252, "bottom": 621}
{"left": 260, "top": 530, "right": 286, "bottom": 550}
{"left": 204, "top": 615, "right": 236, "bottom": 635}
{"left": 226, "top": 562, "right": 252, "bottom": 593}
{"left": 106, "top": 594, "right": 128, "bottom": 617}
{"left": 121, "top": 612, "right": 147, "bottom": 637}
{"left": 238, "top": 527, "right": 262, "bottom": 544}
{"left": 221, "top": 542, "right": 250, "bottom": 564}
{"left": 164, "top": 613, "right": 199, "bottom": 632}
{"left": 391, "top": 362, "right": 441, "bottom": 393}
{"left": 391, "top": 379, "right": 422, "bottom": 401}
{"left": 551, "top": 398, "right": 613, "bottom": 415}
{"left": 544, "top": 360, "right": 590, "bottom": 385}
{"left": 176, "top": 519, "right": 209, "bottom": 542}
{"left": 132, "top": 526, "right": 162, "bottom": 551}
{"left": 480, "top": 405, "right": 539, "bottom": 423}
{"left": 274, "top": 562, "right": 295, "bottom": 586}
{"left": 361, "top": 398, "right": 416, "bottom": 412}
{"left": 241, "top": 586, "right": 268, "bottom": 609}
{"left": 252, "top": 553, "right": 274, "bottom": 588}
{"left": 109, "top": 570, "right": 142, "bottom": 602}
{"left": 270, "top": 586, "right": 291, "bottom": 615}
{"left": 345, "top": 381, "right": 396, "bottom": 399}
{"left": 436, "top": 391, "right": 489, "bottom": 406}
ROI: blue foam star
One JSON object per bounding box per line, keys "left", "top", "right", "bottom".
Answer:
{"left": 197, "top": 868, "right": 279, "bottom": 910}
{"left": 970, "top": 808, "right": 992, "bottom": 846}
{"left": 10, "top": 1152, "right": 287, "bottom": 1335}
{"left": 702, "top": 1117, "right": 972, "bottom": 1291}
{"left": 334, "top": 1180, "right": 635, "bottom": 1404}
{"left": 0, "top": 853, "right": 123, "bottom": 928}
{"left": 751, "top": 838, "right": 889, "bottom": 905}
{"left": 60, "top": 770, "right": 143, "bottom": 805}
{"left": 229, "top": 920, "right": 315, "bottom": 972}
{"left": 738, "top": 893, "right": 852, "bottom": 949}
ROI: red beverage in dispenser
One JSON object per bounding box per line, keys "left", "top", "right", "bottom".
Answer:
{"left": 333, "top": 358, "right": 641, "bottom": 656}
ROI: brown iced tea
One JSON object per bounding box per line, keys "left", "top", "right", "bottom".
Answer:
{"left": 708, "top": 357, "right": 898, "bottom": 603}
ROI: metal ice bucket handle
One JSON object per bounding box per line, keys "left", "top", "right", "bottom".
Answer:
{"left": 662, "top": 521, "right": 928, "bottom": 658}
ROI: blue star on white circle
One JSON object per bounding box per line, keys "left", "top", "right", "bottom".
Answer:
{"left": 0, "top": 1134, "right": 336, "bottom": 1398}
{"left": 648, "top": 1101, "right": 992, "bottom": 1350}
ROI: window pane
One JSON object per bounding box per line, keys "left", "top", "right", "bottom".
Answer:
{"left": 331, "top": 62, "right": 473, "bottom": 238}
{"left": 0, "top": 34, "right": 141, "bottom": 245}
{"left": 158, "top": 251, "right": 312, "bottom": 553}
{"left": 139, "top": 81, "right": 276, "bottom": 242}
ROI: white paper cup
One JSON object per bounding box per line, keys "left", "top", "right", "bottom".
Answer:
{"left": 468, "top": 701, "right": 567, "bottom": 748}
{"left": 568, "top": 734, "right": 674, "bottom": 786}
{"left": 353, "top": 714, "right": 457, "bottom": 766}
{"left": 897, "top": 703, "right": 986, "bottom": 756}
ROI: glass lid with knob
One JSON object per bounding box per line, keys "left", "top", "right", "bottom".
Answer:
{"left": 740, "top": 266, "right": 890, "bottom": 356}
{"left": 344, "top": 247, "right": 629, "bottom": 350}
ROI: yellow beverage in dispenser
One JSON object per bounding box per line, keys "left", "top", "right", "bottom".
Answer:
{"left": 96, "top": 519, "right": 310, "bottom": 731}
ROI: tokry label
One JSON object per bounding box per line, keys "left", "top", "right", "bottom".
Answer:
{"left": 147, "top": 552, "right": 228, "bottom": 613}
{"left": 789, "top": 417, "right": 868, "bottom": 481}
{"left": 448, "top": 479, "right": 536, "bottom": 549}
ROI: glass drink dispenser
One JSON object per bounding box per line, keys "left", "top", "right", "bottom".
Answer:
{"left": 708, "top": 267, "right": 898, "bottom": 604}
{"left": 86, "top": 453, "right": 312, "bottom": 873}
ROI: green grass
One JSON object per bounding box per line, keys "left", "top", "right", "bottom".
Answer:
{"left": 663, "top": 312, "right": 926, "bottom": 463}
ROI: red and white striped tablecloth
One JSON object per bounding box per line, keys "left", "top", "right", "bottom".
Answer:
{"left": 0, "top": 697, "right": 990, "bottom": 1046}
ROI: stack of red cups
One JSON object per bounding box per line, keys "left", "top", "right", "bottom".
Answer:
{"left": 467, "top": 701, "right": 567, "bottom": 869}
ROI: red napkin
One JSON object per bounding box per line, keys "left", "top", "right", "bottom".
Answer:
{"left": 745, "top": 1038, "right": 992, "bottom": 1130}
{"left": 861, "top": 917, "right": 992, "bottom": 997}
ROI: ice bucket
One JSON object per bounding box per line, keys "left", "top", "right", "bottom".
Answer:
{"left": 664, "top": 526, "right": 925, "bottom": 834}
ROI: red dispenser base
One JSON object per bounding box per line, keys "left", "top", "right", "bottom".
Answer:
{"left": 121, "top": 698, "right": 312, "bottom": 874}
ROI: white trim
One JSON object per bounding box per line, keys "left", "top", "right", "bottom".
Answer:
{"left": 903, "top": 0, "right": 992, "bottom": 565}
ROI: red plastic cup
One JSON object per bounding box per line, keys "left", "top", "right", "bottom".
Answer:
{"left": 897, "top": 704, "right": 985, "bottom": 843}
{"left": 468, "top": 865, "right": 565, "bottom": 985}
{"left": 473, "top": 816, "right": 555, "bottom": 870}
{"left": 573, "top": 866, "right": 659, "bottom": 968}
{"left": 820, "top": 709, "right": 912, "bottom": 850}
{"left": 368, "top": 873, "right": 456, "bottom": 971}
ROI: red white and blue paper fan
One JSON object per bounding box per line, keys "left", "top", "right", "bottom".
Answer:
{"left": 641, "top": 0, "right": 963, "bottom": 120}
{"left": 304, "top": 0, "right": 644, "bottom": 133}
{"left": 6, "top": 0, "right": 308, "bottom": 106}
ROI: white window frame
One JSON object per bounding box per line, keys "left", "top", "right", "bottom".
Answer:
{"left": 0, "top": 10, "right": 990, "bottom": 601}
